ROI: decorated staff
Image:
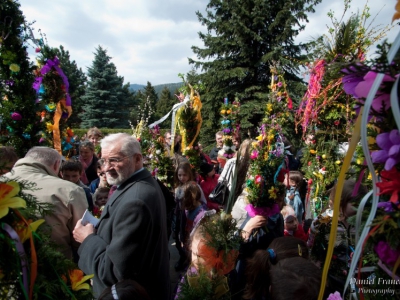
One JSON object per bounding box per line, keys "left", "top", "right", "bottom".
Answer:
{"left": 174, "top": 82, "right": 203, "bottom": 171}
{"left": 217, "top": 98, "right": 240, "bottom": 170}
{"left": 33, "top": 45, "right": 74, "bottom": 157}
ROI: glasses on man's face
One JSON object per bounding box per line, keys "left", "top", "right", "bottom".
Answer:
{"left": 99, "top": 155, "right": 133, "bottom": 167}
{"left": 99, "top": 172, "right": 106, "bottom": 177}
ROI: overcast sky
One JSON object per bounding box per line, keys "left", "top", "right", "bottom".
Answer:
{"left": 19, "top": 0, "right": 398, "bottom": 85}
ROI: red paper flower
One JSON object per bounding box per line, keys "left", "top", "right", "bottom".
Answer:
{"left": 376, "top": 168, "right": 400, "bottom": 204}
{"left": 255, "top": 175, "right": 262, "bottom": 184}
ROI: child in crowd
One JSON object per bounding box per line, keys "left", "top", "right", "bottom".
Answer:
{"left": 307, "top": 179, "right": 368, "bottom": 294}
{"left": 98, "top": 279, "right": 150, "bottom": 300}
{"left": 243, "top": 236, "right": 310, "bottom": 299}
{"left": 285, "top": 170, "right": 304, "bottom": 224}
{"left": 89, "top": 161, "right": 109, "bottom": 193}
{"left": 87, "top": 127, "right": 103, "bottom": 148}
{"left": 93, "top": 187, "right": 110, "bottom": 217}
{"left": 0, "top": 146, "right": 18, "bottom": 175}
{"left": 75, "top": 140, "right": 99, "bottom": 184}
{"left": 281, "top": 205, "right": 307, "bottom": 242}
{"left": 60, "top": 160, "right": 93, "bottom": 211}
{"left": 174, "top": 162, "right": 196, "bottom": 271}
{"left": 174, "top": 163, "right": 208, "bottom": 271}
{"left": 269, "top": 257, "right": 322, "bottom": 300}
{"left": 199, "top": 162, "right": 220, "bottom": 210}
{"left": 181, "top": 181, "right": 208, "bottom": 249}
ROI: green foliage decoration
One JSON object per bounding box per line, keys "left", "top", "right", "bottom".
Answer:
{"left": 0, "top": 177, "right": 93, "bottom": 300}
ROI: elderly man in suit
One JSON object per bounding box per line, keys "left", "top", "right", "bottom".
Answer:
{"left": 73, "top": 133, "right": 170, "bottom": 299}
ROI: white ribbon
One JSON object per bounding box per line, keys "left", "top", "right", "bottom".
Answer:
{"left": 148, "top": 95, "right": 190, "bottom": 130}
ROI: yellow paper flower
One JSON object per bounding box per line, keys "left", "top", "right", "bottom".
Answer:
{"left": 310, "top": 149, "right": 317, "bottom": 154}
{"left": 268, "top": 187, "right": 277, "bottom": 199}
{"left": 256, "top": 135, "right": 263, "bottom": 141}
{"left": 0, "top": 181, "right": 26, "bottom": 219}
{"left": 221, "top": 110, "right": 226, "bottom": 114}
{"left": 226, "top": 110, "right": 231, "bottom": 114}
{"left": 14, "top": 219, "right": 45, "bottom": 243}
{"left": 47, "top": 103, "right": 56, "bottom": 111}
{"left": 266, "top": 103, "right": 273, "bottom": 112}
{"left": 9, "top": 64, "right": 20, "bottom": 73}
{"left": 46, "top": 122, "right": 53, "bottom": 133}
{"left": 65, "top": 269, "right": 94, "bottom": 291}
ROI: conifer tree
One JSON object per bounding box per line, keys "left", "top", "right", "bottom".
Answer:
{"left": 80, "top": 46, "right": 130, "bottom": 128}
{"left": 155, "top": 86, "right": 175, "bottom": 129}
{"left": 190, "top": 0, "right": 321, "bottom": 143}
{"left": 0, "top": 0, "right": 37, "bottom": 156}
{"left": 139, "top": 81, "right": 158, "bottom": 125}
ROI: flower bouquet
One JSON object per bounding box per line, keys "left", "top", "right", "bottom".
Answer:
{"left": 148, "top": 125, "right": 174, "bottom": 189}
{"left": 245, "top": 125, "right": 287, "bottom": 218}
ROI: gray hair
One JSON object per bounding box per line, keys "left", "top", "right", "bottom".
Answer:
{"left": 79, "top": 140, "right": 95, "bottom": 152}
{"left": 25, "top": 147, "right": 61, "bottom": 167}
{"left": 101, "top": 133, "right": 141, "bottom": 156}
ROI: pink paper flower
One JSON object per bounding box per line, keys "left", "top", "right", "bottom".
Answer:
{"left": 371, "top": 130, "right": 400, "bottom": 170}
{"left": 354, "top": 71, "right": 395, "bottom": 112}
{"left": 11, "top": 112, "right": 22, "bottom": 121}
{"left": 374, "top": 240, "right": 400, "bottom": 266}
{"left": 326, "top": 291, "right": 342, "bottom": 300}
{"left": 245, "top": 203, "right": 280, "bottom": 218}
{"left": 250, "top": 150, "right": 259, "bottom": 160}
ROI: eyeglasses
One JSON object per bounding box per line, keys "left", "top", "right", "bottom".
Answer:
{"left": 99, "top": 172, "right": 106, "bottom": 176}
{"left": 99, "top": 155, "right": 133, "bottom": 167}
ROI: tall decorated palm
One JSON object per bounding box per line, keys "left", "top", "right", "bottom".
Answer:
{"left": 0, "top": 0, "right": 37, "bottom": 156}
{"left": 296, "top": 4, "right": 392, "bottom": 217}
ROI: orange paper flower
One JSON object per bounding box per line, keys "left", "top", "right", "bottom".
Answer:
{"left": 0, "top": 181, "right": 26, "bottom": 219}
{"left": 63, "top": 269, "right": 94, "bottom": 291}
{"left": 393, "top": 0, "right": 400, "bottom": 22}
{"left": 197, "top": 239, "right": 239, "bottom": 275}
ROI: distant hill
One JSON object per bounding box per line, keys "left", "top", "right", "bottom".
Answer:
{"left": 129, "top": 82, "right": 183, "bottom": 97}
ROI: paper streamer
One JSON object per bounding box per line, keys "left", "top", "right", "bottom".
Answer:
{"left": 344, "top": 29, "right": 400, "bottom": 297}
{"left": 1, "top": 223, "right": 29, "bottom": 300}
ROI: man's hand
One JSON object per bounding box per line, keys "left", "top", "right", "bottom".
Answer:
{"left": 73, "top": 219, "right": 95, "bottom": 243}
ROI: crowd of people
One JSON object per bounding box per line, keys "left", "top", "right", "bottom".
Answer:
{"left": 0, "top": 127, "right": 367, "bottom": 300}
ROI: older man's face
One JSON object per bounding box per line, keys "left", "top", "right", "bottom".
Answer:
{"left": 101, "top": 144, "right": 136, "bottom": 186}
{"left": 216, "top": 134, "right": 223, "bottom": 147}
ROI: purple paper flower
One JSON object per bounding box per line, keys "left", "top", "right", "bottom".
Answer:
{"left": 371, "top": 130, "right": 400, "bottom": 170}
{"left": 277, "top": 97, "right": 282, "bottom": 102}
{"left": 277, "top": 82, "right": 282, "bottom": 87}
{"left": 374, "top": 240, "right": 400, "bottom": 266}
{"left": 341, "top": 64, "right": 369, "bottom": 97}
{"left": 39, "top": 137, "right": 45, "bottom": 143}
{"left": 377, "top": 201, "right": 396, "bottom": 212}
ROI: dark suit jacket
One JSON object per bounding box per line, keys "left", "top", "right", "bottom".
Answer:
{"left": 78, "top": 169, "right": 170, "bottom": 299}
